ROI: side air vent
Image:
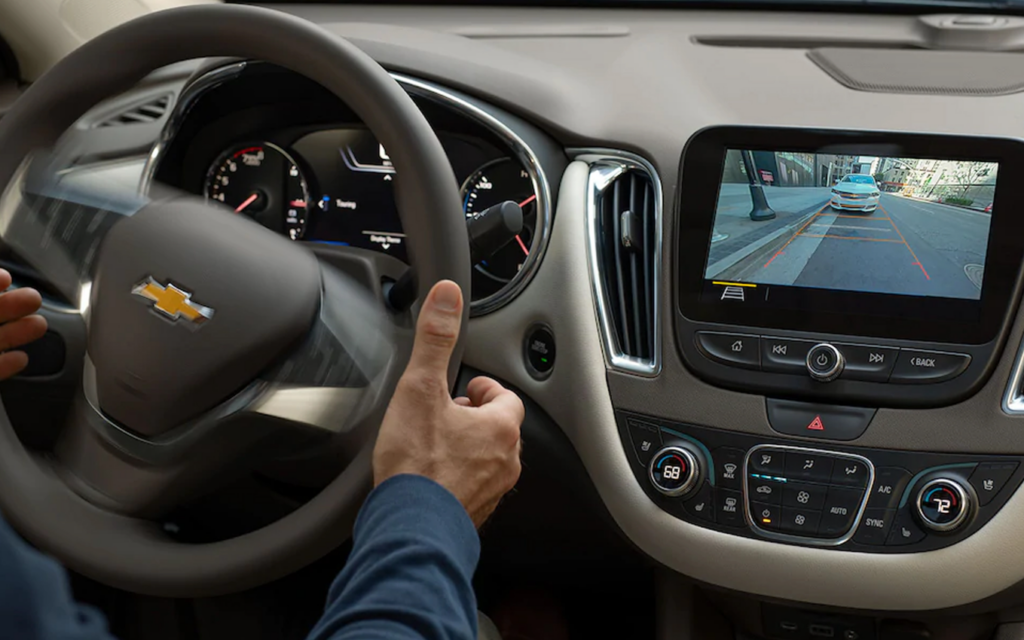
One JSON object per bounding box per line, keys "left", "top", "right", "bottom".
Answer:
{"left": 94, "top": 93, "right": 173, "bottom": 128}
{"left": 1003, "top": 338, "right": 1024, "bottom": 414}
{"left": 584, "top": 152, "right": 662, "bottom": 376}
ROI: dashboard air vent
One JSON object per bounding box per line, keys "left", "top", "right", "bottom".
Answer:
{"left": 585, "top": 152, "right": 662, "bottom": 376}
{"left": 95, "top": 93, "right": 172, "bottom": 128}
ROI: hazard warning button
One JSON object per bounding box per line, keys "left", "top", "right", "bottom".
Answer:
{"left": 765, "top": 398, "right": 876, "bottom": 442}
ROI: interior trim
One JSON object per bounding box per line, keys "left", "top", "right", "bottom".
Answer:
{"left": 575, "top": 149, "right": 662, "bottom": 377}
{"left": 138, "top": 62, "right": 553, "bottom": 316}
{"left": 1003, "top": 334, "right": 1024, "bottom": 414}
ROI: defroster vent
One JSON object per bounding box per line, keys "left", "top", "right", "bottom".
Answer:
{"left": 585, "top": 152, "right": 662, "bottom": 375}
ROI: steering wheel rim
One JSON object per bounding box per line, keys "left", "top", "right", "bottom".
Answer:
{"left": 0, "top": 5, "right": 470, "bottom": 596}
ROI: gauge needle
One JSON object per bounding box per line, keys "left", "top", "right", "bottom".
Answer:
{"left": 235, "top": 193, "right": 259, "bottom": 213}
{"left": 512, "top": 195, "right": 536, "bottom": 256}
{"left": 515, "top": 235, "right": 530, "bottom": 257}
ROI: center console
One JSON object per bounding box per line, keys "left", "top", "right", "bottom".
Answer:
{"left": 619, "top": 412, "right": 1024, "bottom": 552}
{"left": 619, "top": 126, "right": 1024, "bottom": 553}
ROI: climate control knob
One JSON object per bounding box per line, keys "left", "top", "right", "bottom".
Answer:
{"left": 648, "top": 445, "right": 703, "bottom": 498}
{"left": 914, "top": 477, "right": 973, "bottom": 533}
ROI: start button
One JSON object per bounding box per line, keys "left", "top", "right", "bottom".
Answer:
{"left": 524, "top": 324, "right": 555, "bottom": 379}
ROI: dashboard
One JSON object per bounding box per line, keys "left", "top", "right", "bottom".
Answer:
{"left": 26, "top": 3, "right": 1024, "bottom": 637}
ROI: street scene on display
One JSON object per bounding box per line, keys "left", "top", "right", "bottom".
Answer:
{"left": 705, "top": 151, "right": 996, "bottom": 301}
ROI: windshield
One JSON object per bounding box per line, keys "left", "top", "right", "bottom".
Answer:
{"left": 253, "top": 0, "right": 1024, "bottom": 10}
{"left": 842, "top": 175, "right": 876, "bottom": 184}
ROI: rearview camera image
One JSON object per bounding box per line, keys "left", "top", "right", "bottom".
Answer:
{"left": 704, "top": 151, "right": 996, "bottom": 301}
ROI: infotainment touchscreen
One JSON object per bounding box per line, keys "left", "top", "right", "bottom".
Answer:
{"left": 676, "top": 127, "right": 1024, "bottom": 344}
{"left": 704, "top": 152, "right": 997, "bottom": 302}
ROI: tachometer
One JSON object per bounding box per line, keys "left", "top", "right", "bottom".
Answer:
{"left": 205, "top": 142, "right": 310, "bottom": 240}
{"left": 461, "top": 158, "right": 537, "bottom": 299}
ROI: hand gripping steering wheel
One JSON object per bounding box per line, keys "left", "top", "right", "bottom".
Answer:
{"left": 0, "top": 4, "right": 470, "bottom": 596}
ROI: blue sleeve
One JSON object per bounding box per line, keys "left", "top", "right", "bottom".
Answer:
{"left": 307, "top": 474, "right": 480, "bottom": 640}
{"left": 0, "top": 516, "right": 117, "bottom": 640}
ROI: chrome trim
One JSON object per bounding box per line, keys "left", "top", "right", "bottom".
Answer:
{"left": 388, "top": 73, "right": 552, "bottom": 316}
{"left": 648, "top": 445, "right": 700, "bottom": 498}
{"left": 742, "top": 444, "right": 875, "bottom": 548}
{"left": 81, "top": 356, "right": 267, "bottom": 465}
{"left": 915, "top": 477, "right": 972, "bottom": 533}
{"left": 249, "top": 386, "right": 366, "bottom": 434}
{"left": 138, "top": 62, "right": 553, "bottom": 316}
{"left": 1003, "top": 334, "right": 1024, "bottom": 413}
{"left": 574, "top": 148, "right": 663, "bottom": 377}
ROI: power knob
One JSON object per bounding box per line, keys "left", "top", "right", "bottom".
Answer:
{"left": 806, "top": 343, "right": 845, "bottom": 383}
{"left": 914, "top": 477, "right": 973, "bottom": 533}
{"left": 648, "top": 444, "right": 703, "bottom": 498}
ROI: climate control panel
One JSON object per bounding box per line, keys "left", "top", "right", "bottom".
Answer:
{"left": 619, "top": 410, "right": 1024, "bottom": 553}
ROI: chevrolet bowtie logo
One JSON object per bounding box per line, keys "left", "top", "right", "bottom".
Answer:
{"left": 131, "top": 277, "right": 214, "bottom": 326}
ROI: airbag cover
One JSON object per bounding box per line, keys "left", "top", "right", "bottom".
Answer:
{"left": 88, "top": 198, "right": 320, "bottom": 436}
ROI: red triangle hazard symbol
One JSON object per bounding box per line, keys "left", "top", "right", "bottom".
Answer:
{"left": 807, "top": 415, "right": 825, "bottom": 431}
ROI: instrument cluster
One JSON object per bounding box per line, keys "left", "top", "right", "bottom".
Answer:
{"left": 203, "top": 128, "right": 539, "bottom": 302}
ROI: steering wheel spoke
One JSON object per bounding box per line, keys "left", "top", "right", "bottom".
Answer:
{"left": 0, "top": 156, "right": 141, "bottom": 306}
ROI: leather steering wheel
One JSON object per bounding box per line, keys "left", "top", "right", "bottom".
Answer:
{"left": 0, "top": 5, "right": 470, "bottom": 597}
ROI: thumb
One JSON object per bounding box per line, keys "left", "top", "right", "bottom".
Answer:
{"left": 406, "top": 280, "right": 464, "bottom": 381}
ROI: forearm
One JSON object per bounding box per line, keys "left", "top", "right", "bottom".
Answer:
{"left": 307, "top": 475, "right": 480, "bottom": 640}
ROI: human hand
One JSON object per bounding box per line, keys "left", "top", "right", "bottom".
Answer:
{"left": 373, "top": 280, "right": 524, "bottom": 527}
{"left": 0, "top": 270, "right": 47, "bottom": 381}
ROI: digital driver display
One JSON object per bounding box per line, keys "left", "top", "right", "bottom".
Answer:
{"left": 703, "top": 150, "right": 997, "bottom": 304}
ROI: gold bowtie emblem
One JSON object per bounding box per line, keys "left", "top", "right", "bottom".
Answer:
{"left": 131, "top": 277, "right": 214, "bottom": 326}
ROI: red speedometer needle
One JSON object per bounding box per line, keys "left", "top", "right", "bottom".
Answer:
{"left": 235, "top": 193, "right": 259, "bottom": 213}
{"left": 515, "top": 235, "right": 530, "bottom": 257}
{"left": 518, "top": 194, "right": 537, "bottom": 208}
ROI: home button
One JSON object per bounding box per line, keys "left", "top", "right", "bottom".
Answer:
{"left": 766, "top": 398, "right": 876, "bottom": 441}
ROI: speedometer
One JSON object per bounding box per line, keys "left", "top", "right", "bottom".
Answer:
{"left": 205, "top": 142, "right": 310, "bottom": 240}
{"left": 461, "top": 158, "right": 538, "bottom": 300}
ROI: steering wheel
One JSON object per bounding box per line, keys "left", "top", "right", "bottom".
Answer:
{"left": 0, "top": 5, "right": 470, "bottom": 596}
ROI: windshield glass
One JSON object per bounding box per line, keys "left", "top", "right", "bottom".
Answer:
{"left": 842, "top": 175, "right": 876, "bottom": 184}
{"left": 254, "top": 0, "right": 1024, "bottom": 9}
